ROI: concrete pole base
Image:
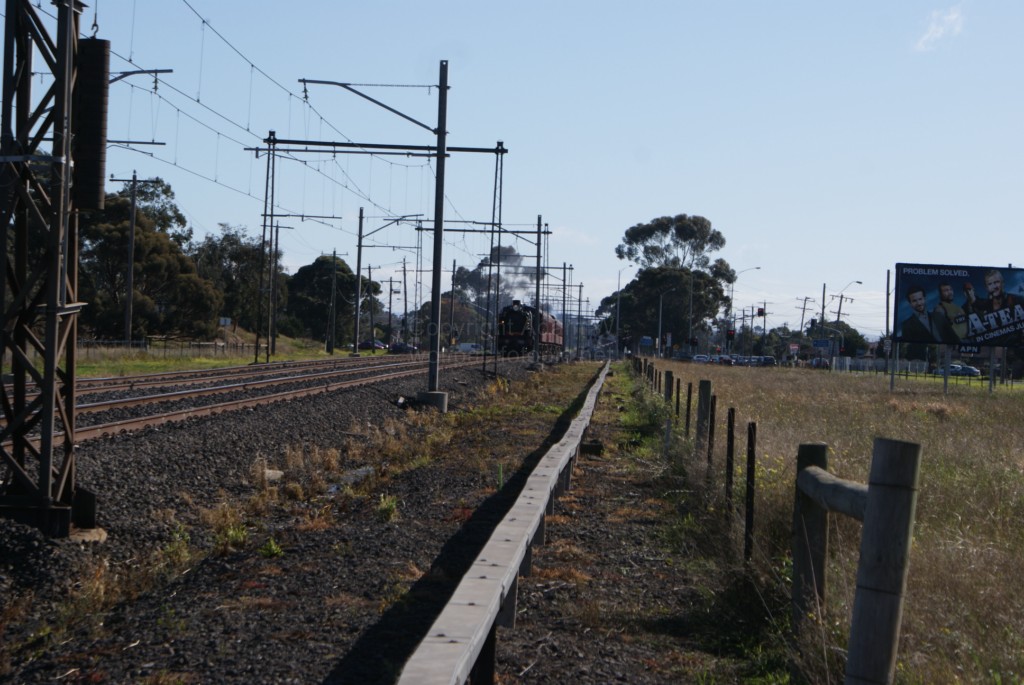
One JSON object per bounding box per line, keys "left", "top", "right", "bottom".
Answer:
{"left": 69, "top": 527, "right": 108, "bottom": 544}
{"left": 417, "top": 390, "right": 449, "bottom": 413}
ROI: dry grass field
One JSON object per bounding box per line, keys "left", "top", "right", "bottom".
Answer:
{"left": 651, "top": 359, "right": 1024, "bottom": 683}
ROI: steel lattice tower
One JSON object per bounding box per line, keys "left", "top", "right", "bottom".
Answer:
{"left": 1, "top": 0, "right": 105, "bottom": 536}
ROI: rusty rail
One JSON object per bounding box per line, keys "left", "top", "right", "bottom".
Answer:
{"left": 6, "top": 358, "right": 488, "bottom": 449}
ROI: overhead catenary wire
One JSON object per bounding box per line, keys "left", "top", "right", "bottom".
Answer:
{"left": 19, "top": 2, "right": 495, "bottom": 305}
{"left": 105, "top": 3, "right": 451, "bottom": 229}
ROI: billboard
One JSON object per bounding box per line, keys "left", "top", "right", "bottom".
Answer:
{"left": 893, "top": 263, "right": 1024, "bottom": 348}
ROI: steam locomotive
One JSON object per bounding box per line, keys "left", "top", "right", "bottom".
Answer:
{"left": 497, "top": 300, "right": 564, "bottom": 356}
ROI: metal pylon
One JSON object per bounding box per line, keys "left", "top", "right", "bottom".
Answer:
{"left": 0, "top": 0, "right": 96, "bottom": 536}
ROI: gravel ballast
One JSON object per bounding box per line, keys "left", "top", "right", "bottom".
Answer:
{"left": 2, "top": 360, "right": 738, "bottom": 683}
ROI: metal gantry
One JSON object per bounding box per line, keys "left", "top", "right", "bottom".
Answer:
{"left": 295, "top": 62, "right": 505, "bottom": 406}
{"left": 1, "top": 1, "right": 107, "bottom": 535}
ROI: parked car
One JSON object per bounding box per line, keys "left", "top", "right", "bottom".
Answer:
{"left": 933, "top": 364, "right": 981, "bottom": 377}
{"left": 389, "top": 341, "right": 418, "bottom": 354}
{"left": 693, "top": 354, "right": 710, "bottom": 363}
{"left": 810, "top": 357, "right": 830, "bottom": 370}
{"left": 358, "top": 339, "right": 387, "bottom": 350}
{"left": 758, "top": 356, "right": 777, "bottom": 367}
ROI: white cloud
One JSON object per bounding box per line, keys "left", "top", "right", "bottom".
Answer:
{"left": 915, "top": 6, "right": 965, "bottom": 51}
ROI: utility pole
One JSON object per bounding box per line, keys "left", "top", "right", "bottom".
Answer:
{"left": 327, "top": 250, "right": 338, "bottom": 354}
{"left": 127, "top": 174, "right": 138, "bottom": 344}
{"left": 367, "top": 265, "right": 375, "bottom": 349}
{"left": 762, "top": 301, "right": 768, "bottom": 350}
{"left": 576, "top": 284, "right": 584, "bottom": 359}
{"left": 294, "top": 64, "right": 504, "bottom": 407}
{"left": 534, "top": 216, "right": 542, "bottom": 364}
{"left": 796, "top": 296, "right": 815, "bottom": 332}
{"left": 255, "top": 131, "right": 277, "bottom": 364}
{"left": 449, "top": 259, "right": 457, "bottom": 349}
{"left": 352, "top": 208, "right": 365, "bottom": 355}
{"left": 565, "top": 262, "right": 573, "bottom": 358}
{"left": 426, "top": 61, "right": 449, "bottom": 399}
{"left": 820, "top": 283, "right": 827, "bottom": 332}
{"left": 347, "top": 209, "right": 420, "bottom": 353}
{"left": 416, "top": 221, "right": 424, "bottom": 348}
{"left": 384, "top": 277, "right": 400, "bottom": 345}
{"left": 269, "top": 223, "right": 294, "bottom": 355}
{"left": 835, "top": 293, "right": 854, "bottom": 322}
{"left": 402, "top": 258, "right": 409, "bottom": 342}
{"left": 108, "top": 172, "right": 158, "bottom": 345}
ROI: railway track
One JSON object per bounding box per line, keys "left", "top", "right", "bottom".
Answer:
{"left": 73, "top": 354, "right": 403, "bottom": 395}
{"left": 76, "top": 357, "right": 432, "bottom": 411}
{"left": 3, "top": 354, "right": 500, "bottom": 449}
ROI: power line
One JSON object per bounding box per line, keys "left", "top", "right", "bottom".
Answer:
{"left": 105, "top": 3, "right": 437, "bottom": 221}
{"left": 89, "top": 4, "right": 488, "bottom": 280}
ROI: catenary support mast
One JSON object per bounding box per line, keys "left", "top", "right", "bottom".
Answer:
{"left": 1, "top": 1, "right": 105, "bottom": 535}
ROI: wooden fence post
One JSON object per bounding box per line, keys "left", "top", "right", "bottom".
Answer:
{"left": 706, "top": 395, "right": 717, "bottom": 465}
{"left": 694, "top": 380, "right": 712, "bottom": 459}
{"left": 675, "top": 378, "right": 681, "bottom": 418}
{"left": 685, "top": 382, "right": 693, "bottom": 437}
{"left": 791, "top": 443, "right": 830, "bottom": 644}
{"left": 744, "top": 421, "right": 757, "bottom": 562}
{"left": 725, "top": 408, "right": 735, "bottom": 509}
{"left": 663, "top": 371, "right": 674, "bottom": 460}
{"left": 845, "top": 438, "right": 921, "bottom": 685}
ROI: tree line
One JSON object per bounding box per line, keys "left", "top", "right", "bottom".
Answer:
{"left": 77, "top": 179, "right": 541, "bottom": 347}
{"left": 598, "top": 213, "right": 871, "bottom": 361}
{"left": 78, "top": 183, "right": 879, "bottom": 360}
{"left": 78, "top": 179, "right": 386, "bottom": 345}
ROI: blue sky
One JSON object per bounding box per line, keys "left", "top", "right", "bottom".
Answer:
{"left": 51, "top": 1, "right": 1024, "bottom": 339}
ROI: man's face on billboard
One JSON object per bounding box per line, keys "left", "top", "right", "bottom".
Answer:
{"left": 986, "top": 273, "right": 1004, "bottom": 298}
{"left": 908, "top": 290, "right": 926, "bottom": 314}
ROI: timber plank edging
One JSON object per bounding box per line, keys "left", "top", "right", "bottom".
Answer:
{"left": 397, "top": 361, "right": 611, "bottom": 684}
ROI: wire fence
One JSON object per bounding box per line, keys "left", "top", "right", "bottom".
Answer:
{"left": 76, "top": 340, "right": 265, "bottom": 361}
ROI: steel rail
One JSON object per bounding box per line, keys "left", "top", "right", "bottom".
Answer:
{"left": 6, "top": 357, "right": 492, "bottom": 450}
{"left": 78, "top": 355, "right": 401, "bottom": 392}
{"left": 74, "top": 359, "right": 429, "bottom": 415}
{"left": 5, "top": 354, "right": 419, "bottom": 404}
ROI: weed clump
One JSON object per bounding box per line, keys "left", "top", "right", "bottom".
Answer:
{"left": 259, "top": 538, "right": 284, "bottom": 558}
{"left": 377, "top": 494, "right": 399, "bottom": 522}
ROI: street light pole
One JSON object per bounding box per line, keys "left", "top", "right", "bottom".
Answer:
{"left": 729, "top": 266, "right": 761, "bottom": 354}
{"left": 658, "top": 288, "right": 676, "bottom": 358}
{"left": 615, "top": 265, "right": 633, "bottom": 359}
{"left": 688, "top": 271, "right": 693, "bottom": 353}
{"left": 834, "top": 279, "right": 862, "bottom": 322}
